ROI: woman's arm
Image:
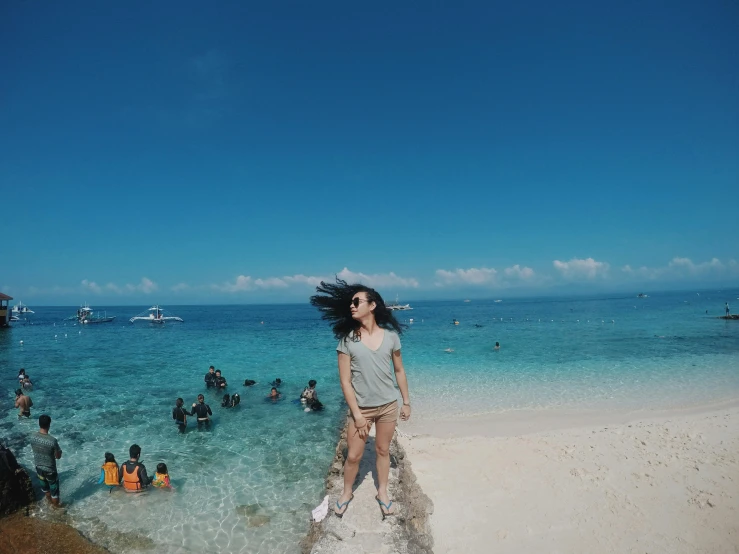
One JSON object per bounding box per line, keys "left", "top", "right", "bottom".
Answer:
{"left": 393, "top": 350, "right": 411, "bottom": 421}
{"left": 338, "top": 352, "right": 369, "bottom": 438}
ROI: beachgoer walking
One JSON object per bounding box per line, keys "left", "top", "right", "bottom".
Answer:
{"left": 15, "top": 389, "right": 33, "bottom": 418}
{"left": 310, "top": 279, "right": 411, "bottom": 519}
{"left": 30, "top": 415, "right": 63, "bottom": 507}
{"left": 726, "top": 302, "right": 731, "bottom": 317}
{"left": 119, "top": 444, "right": 152, "bottom": 492}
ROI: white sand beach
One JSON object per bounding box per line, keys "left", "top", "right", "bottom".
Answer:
{"left": 399, "top": 403, "right": 739, "bottom": 554}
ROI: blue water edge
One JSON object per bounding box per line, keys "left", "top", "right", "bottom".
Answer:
{"left": 2, "top": 290, "right": 738, "bottom": 553}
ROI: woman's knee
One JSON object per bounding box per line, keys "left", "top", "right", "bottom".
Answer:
{"left": 375, "top": 442, "right": 390, "bottom": 457}
{"left": 346, "top": 449, "right": 364, "bottom": 465}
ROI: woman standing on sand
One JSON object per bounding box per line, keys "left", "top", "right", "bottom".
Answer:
{"left": 311, "top": 279, "right": 411, "bottom": 519}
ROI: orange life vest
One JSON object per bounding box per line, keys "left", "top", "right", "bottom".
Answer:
{"left": 122, "top": 462, "right": 143, "bottom": 492}
{"left": 102, "top": 462, "right": 119, "bottom": 486}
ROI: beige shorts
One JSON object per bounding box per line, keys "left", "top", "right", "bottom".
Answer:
{"left": 351, "top": 401, "right": 398, "bottom": 426}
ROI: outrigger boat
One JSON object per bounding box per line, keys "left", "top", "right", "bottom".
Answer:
{"left": 11, "top": 302, "right": 34, "bottom": 315}
{"left": 129, "top": 305, "right": 183, "bottom": 324}
{"left": 385, "top": 295, "right": 413, "bottom": 311}
{"left": 67, "top": 304, "right": 116, "bottom": 324}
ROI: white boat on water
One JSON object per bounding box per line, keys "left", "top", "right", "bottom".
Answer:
{"left": 67, "top": 304, "right": 116, "bottom": 324}
{"left": 386, "top": 296, "right": 412, "bottom": 311}
{"left": 11, "top": 302, "right": 34, "bottom": 315}
{"left": 129, "top": 305, "right": 184, "bottom": 324}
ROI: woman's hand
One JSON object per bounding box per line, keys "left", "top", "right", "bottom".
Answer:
{"left": 353, "top": 415, "right": 369, "bottom": 438}
{"left": 400, "top": 404, "right": 411, "bottom": 421}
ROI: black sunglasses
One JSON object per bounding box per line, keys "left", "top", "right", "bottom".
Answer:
{"left": 351, "top": 298, "right": 370, "bottom": 307}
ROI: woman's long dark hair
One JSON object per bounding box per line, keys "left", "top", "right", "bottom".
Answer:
{"left": 310, "top": 278, "right": 405, "bottom": 340}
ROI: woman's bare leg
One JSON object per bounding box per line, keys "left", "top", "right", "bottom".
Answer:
{"left": 336, "top": 416, "right": 368, "bottom": 514}
{"left": 374, "top": 419, "right": 397, "bottom": 513}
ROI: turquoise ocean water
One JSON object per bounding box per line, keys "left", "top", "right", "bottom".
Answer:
{"left": 2, "top": 290, "right": 739, "bottom": 553}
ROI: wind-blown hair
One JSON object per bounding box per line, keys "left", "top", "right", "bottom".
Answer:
{"left": 310, "top": 278, "right": 405, "bottom": 340}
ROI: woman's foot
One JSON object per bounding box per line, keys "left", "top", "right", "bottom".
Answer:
{"left": 334, "top": 493, "right": 354, "bottom": 518}
{"left": 375, "top": 494, "right": 394, "bottom": 517}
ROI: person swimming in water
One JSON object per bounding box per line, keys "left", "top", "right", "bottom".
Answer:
{"left": 15, "top": 389, "right": 32, "bottom": 418}
{"left": 267, "top": 387, "right": 281, "bottom": 400}
{"left": 270, "top": 378, "right": 282, "bottom": 388}
{"left": 222, "top": 393, "right": 240, "bottom": 408}
{"left": 152, "top": 463, "right": 173, "bottom": 489}
{"left": 204, "top": 366, "right": 216, "bottom": 389}
{"left": 214, "top": 370, "right": 227, "bottom": 389}
{"left": 301, "top": 380, "right": 318, "bottom": 402}
{"left": 494, "top": 342, "right": 500, "bottom": 350}
{"left": 190, "top": 394, "right": 212, "bottom": 425}
{"left": 172, "top": 398, "right": 188, "bottom": 432}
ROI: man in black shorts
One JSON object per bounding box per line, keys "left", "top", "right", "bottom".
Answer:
{"left": 30, "top": 414, "right": 63, "bottom": 507}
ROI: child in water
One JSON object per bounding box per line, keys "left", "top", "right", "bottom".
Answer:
{"left": 152, "top": 463, "right": 173, "bottom": 489}
{"left": 98, "top": 452, "right": 120, "bottom": 490}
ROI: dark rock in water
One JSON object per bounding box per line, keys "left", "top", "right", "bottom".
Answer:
{"left": 719, "top": 315, "right": 739, "bottom": 320}
{"left": 246, "top": 514, "right": 271, "bottom": 528}
{"left": 243, "top": 379, "right": 257, "bottom": 387}
{"left": 236, "top": 504, "right": 271, "bottom": 527}
{"left": 0, "top": 444, "right": 35, "bottom": 515}
{"left": 236, "top": 503, "right": 262, "bottom": 516}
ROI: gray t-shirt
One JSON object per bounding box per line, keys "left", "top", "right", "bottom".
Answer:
{"left": 30, "top": 431, "right": 61, "bottom": 472}
{"left": 337, "top": 330, "right": 401, "bottom": 408}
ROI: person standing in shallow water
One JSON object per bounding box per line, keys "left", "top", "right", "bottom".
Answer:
{"left": 310, "top": 279, "right": 411, "bottom": 519}
{"left": 30, "top": 414, "right": 63, "bottom": 507}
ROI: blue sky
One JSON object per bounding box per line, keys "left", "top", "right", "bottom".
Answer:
{"left": 1, "top": 1, "right": 738, "bottom": 304}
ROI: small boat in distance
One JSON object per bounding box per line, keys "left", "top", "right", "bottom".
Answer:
{"left": 385, "top": 295, "right": 412, "bottom": 311}
{"left": 494, "top": 299, "right": 503, "bottom": 303}
{"left": 129, "top": 305, "right": 184, "bottom": 324}
{"left": 637, "top": 293, "right": 649, "bottom": 298}
{"left": 68, "top": 304, "right": 116, "bottom": 324}
{"left": 11, "top": 302, "right": 34, "bottom": 315}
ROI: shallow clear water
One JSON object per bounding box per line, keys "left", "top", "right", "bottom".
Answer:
{"left": 1, "top": 290, "right": 738, "bottom": 552}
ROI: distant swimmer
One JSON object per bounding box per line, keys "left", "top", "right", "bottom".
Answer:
{"left": 270, "top": 378, "right": 283, "bottom": 388}
{"left": 474, "top": 324, "right": 484, "bottom": 328}
{"left": 172, "top": 398, "right": 188, "bottom": 432}
{"left": 222, "top": 393, "right": 240, "bottom": 408}
{"left": 452, "top": 319, "right": 459, "bottom": 325}
{"left": 15, "top": 389, "right": 32, "bottom": 418}
{"left": 191, "top": 394, "right": 212, "bottom": 425}
{"left": 444, "top": 348, "right": 454, "bottom": 353}
{"left": 204, "top": 366, "right": 216, "bottom": 389}
{"left": 267, "top": 387, "right": 281, "bottom": 400}
{"left": 494, "top": 342, "right": 500, "bottom": 351}
{"left": 214, "top": 370, "right": 227, "bottom": 389}
{"left": 243, "top": 379, "right": 257, "bottom": 387}
{"left": 300, "top": 380, "right": 318, "bottom": 403}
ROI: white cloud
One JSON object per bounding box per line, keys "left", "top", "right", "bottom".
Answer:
{"left": 336, "top": 267, "right": 419, "bottom": 289}
{"left": 213, "top": 268, "right": 418, "bottom": 293}
{"left": 80, "top": 277, "right": 158, "bottom": 295}
{"left": 621, "top": 257, "right": 738, "bottom": 281}
{"left": 504, "top": 264, "right": 535, "bottom": 280}
{"left": 435, "top": 267, "right": 498, "bottom": 286}
{"left": 81, "top": 279, "right": 103, "bottom": 294}
{"left": 553, "top": 257, "right": 610, "bottom": 280}
{"left": 434, "top": 264, "right": 535, "bottom": 287}
{"left": 171, "top": 282, "right": 190, "bottom": 292}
